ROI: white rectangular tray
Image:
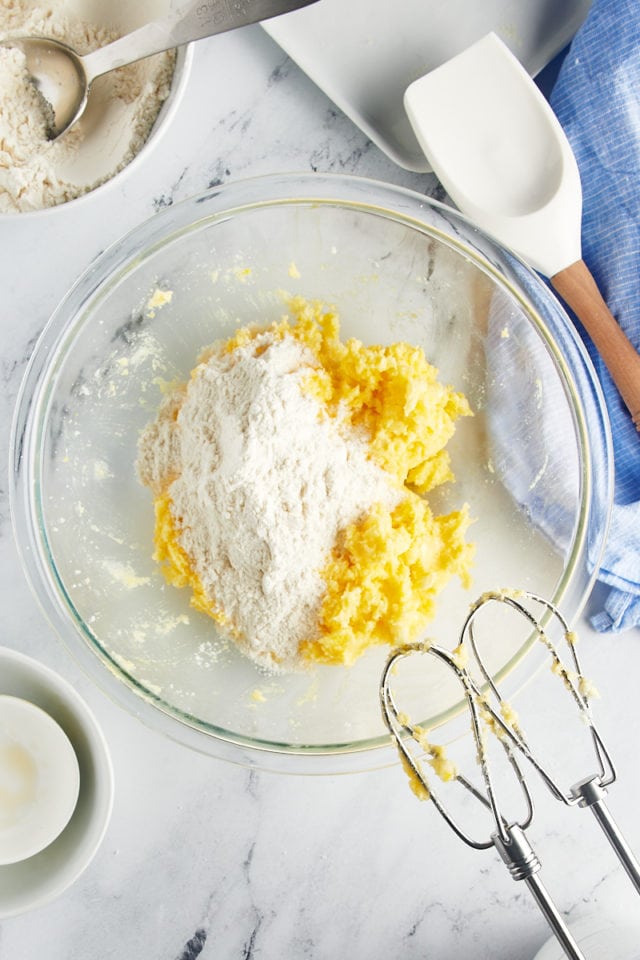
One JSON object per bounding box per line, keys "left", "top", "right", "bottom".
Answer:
{"left": 263, "top": 0, "right": 590, "bottom": 171}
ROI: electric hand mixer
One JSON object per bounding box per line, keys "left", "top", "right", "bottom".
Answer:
{"left": 380, "top": 589, "right": 640, "bottom": 960}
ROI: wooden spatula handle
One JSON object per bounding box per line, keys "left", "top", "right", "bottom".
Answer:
{"left": 552, "top": 259, "right": 640, "bottom": 431}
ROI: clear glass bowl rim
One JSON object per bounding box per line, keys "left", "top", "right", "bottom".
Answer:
{"left": 9, "top": 172, "right": 614, "bottom": 774}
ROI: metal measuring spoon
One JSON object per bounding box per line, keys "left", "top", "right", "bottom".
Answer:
{"left": 4, "top": 0, "right": 319, "bottom": 139}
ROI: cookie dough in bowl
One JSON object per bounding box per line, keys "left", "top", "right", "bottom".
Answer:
{"left": 10, "top": 174, "right": 613, "bottom": 773}
{"left": 0, "top": 0, "right": 191, "bottom": 213}
{"left": 137, "top": 296, "right": 475, "bottom": 675}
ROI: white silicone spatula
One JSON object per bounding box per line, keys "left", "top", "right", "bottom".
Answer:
{"left": 404, "top": 32, "right": 640, "bottom": 430}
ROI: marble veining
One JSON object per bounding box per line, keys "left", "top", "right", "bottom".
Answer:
{"left": 176, "top": 927, "right": 208, "bottom": 959}
{"left": 0, "top": 23, "right": 639, "bottom": 960}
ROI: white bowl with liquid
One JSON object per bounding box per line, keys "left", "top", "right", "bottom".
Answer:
{"left": 0, "top": 646, "right": 113, "bottom": 918}
{"left": 0, "top": 695, "right": 80, "bottom": 866}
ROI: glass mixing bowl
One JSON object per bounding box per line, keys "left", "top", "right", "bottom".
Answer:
{"left": 10, "top": 174, "right": 613, "bottom": 772}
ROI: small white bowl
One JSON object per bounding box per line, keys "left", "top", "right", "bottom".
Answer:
{"left": 0, "top": 646, "right": 113, "bottom": 919}
{"left": 0, "top": 694, "right": 80, "bottom": 866}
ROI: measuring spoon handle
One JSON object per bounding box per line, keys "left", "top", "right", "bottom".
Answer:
{"left": 81, "top": 0, "right": 317, "bottom": 82}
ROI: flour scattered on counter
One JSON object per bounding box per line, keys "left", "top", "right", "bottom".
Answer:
{"left": 0, "top": 4, "right": 176, "bottom": 212}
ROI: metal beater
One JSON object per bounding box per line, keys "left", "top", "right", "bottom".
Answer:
{"left": 380, "top": 589, "right": 640, "bottom": 960}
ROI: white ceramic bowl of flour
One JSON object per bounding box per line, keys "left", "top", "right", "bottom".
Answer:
{"left": 0, "top": 0, "right": 193, "bottom": 214}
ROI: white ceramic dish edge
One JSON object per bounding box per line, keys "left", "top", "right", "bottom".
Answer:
{"left": 0, "top": 645, "right": 114, "bottom": 919}
{"left": 262, "top": 0, "right": 591, "bottom": 171}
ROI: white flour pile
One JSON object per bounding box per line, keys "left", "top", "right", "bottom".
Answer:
{"left": 137, "top": 331, "right": 401, "bottom": 673}
{"left": 0, "top": 3, "right": 176, "bottom": 212}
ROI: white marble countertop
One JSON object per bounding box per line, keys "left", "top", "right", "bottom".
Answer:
{"left": 1, "top": 26, "right": 639, "bottom": 960}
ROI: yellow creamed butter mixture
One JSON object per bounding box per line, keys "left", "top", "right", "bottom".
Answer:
{"left": 152, "top": 296, "right": 474, "bottom": 668}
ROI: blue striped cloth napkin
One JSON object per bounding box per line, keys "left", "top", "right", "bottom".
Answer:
{"left": 549, "top": 0, "right": 640, "bottom": 632}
